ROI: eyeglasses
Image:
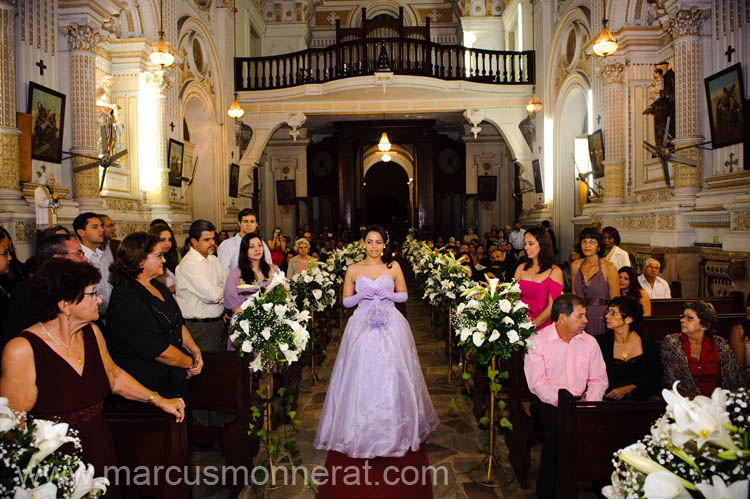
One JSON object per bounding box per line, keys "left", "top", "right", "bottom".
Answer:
{"left": 65, "top": 250, "right": 85, "bottom": 258}
{"left": 83, "top": 290, "right": 99, "bottom": 299}
{"left": 0, "top": 251, "right": 10, "bottom": 257}
{"left": 605, "top": 309, "right": 626, "bottom": 317}
{"left": 680, "top": 315, "right": 698, "bottom": 321}
{"left": 148, "top": 252, "right": 165, "bottom": 259}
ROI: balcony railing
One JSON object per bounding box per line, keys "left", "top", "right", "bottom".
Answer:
{"left": 235, "top": 38, "right": 535, "bottom": 91}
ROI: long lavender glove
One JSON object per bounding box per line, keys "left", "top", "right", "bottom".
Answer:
{"left": 342, "top": 287, "right": 377, "bottom": 308}
{"left": 375, "top": 288, "right": 408, "bottom": 303}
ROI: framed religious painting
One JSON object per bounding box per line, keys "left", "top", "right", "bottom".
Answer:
{"left": 532, "top": 159, "right": 544, "bottom": 194}
{"left": 477, "top": 175, "right": 497, "bottom": 201}
{"left": 276, "top": 179, "right": 296, "bottom": 205}
{"left": 167, "top": 139, "right": 184, "bottom": 187}
{"left": 587, "top": 129, "right": 605, "bottom": 179}
{"left": 229, "top": 163, "right": 239, "bottom": 198}
{"left": 704, "top": 63, "right": 745, "bottom": 149}
{"left": 27, "top": 82, "right": 66, "bottom": 163}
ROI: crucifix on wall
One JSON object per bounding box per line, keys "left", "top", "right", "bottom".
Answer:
{"left": 36, "top": 59, "right": 47, "bottom": 75}
{"left": 725, "top": 45, "right": 735, "bottom": 63}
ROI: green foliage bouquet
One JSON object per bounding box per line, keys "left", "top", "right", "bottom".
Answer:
{"left": 422, "top": 252, "right": 476, "bottom": 311}
{"left": 0, "top": 397, "right": 109, "bottom": 498}
{"left": 228, "top": 272, "right": 311, "bottom": 371}
{"left": 288, "top": 262, "right": 337, "bottom": 313}
{"left": 453, "top": 278, "right": 536, "bottom": 365}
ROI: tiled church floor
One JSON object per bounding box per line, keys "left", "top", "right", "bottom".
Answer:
{"left": 192, "top": 291, "right": 560, "bottom": 499}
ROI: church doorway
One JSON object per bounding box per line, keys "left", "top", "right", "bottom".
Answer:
{"left": 363, "top": 161, "right": 410, "bottom": 242}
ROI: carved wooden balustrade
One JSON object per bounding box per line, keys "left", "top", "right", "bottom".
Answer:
{"left": 234, "top": 40, "right": 535, "bottom": 91}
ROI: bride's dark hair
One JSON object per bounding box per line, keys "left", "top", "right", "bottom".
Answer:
{"left": 364, "top": 224, "right": 393, "bottom": 268}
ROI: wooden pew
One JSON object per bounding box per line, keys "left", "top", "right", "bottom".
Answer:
{"left": 188, "top": 351, "right": 258, "bottom": 497}
{"left": 639, "top": 312, "right": 745, "bottom": 343}
{"left": 556, "top": 389, "right": 665, "bottom": 498}
{"left": 507, "top": 350, "right": 539, "bottom": 488}
{"left": 105, "top": 410, "right": 190, "bottom": 498}
{"left": 650, "top": 294, "right": 744, "bottom": 317}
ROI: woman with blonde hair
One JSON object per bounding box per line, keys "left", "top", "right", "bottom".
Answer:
{"left": 286, "top": 237, "right": 315, "bottom": 278}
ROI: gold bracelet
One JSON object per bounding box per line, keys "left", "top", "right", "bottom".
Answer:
{"left": 148, "top": 391, "right": 158, "bottom": 404}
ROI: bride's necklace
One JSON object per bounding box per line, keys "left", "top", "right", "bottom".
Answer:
{"left": 41, "top": 323, "right": 82, "bottom": 365}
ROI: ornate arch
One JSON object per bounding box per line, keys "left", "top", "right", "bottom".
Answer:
{"left": 176, "top": 17, "right": 226, "bottom": 112}
{"left": 347, "top": 0, "right": 419, "bottom": 27}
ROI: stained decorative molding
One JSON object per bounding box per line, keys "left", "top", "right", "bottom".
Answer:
{"left": 14, "top": 222, "right": 35, "bottom": 242}
{"left": 663, "top": 7, "right": 711, "bottom": 38}
{"left": 616, "top": 215, "right": 656, "bottom": 230}
{"left": 116, "top": 223, "right": 150, "bottom": 238}
{"left": 61, "top": 23, "right": 105, "bottom": 52}
{"left": 600, "top": 63, "right": 625, "bottom": 86}
{"left": 732, "top": 213, "right": 750, "bottom": 231}
{"left": 0, "top": 133, "right": 19, "bottom": 190}
{"left": 657, "top": 214, "right": 675, "bottom": 230}
{"left": 104, "top": 199, "right": 139, "bottom": 212}
{"left": 636, "top": 189, "right": 671, "bottom": 203}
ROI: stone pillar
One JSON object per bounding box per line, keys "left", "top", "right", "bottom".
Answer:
{"left": 600, "top": 62, "right": 625, "bottom": 203}
{"left": 0, "top": 0, "right": 20, "bottom": 196}
{"left": 144, "top": 72, "right": 170, "bottom": 210}
{"left": 665, "top": 7, "right": 710, "bottom": 194}
{"left": 61, "top": 22, "right": 105, "bottom": 208}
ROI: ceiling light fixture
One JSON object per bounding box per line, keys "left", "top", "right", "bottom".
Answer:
{"left": 382, "top": 153, "right": 392, "bottom": 162}
{"left": 149, "top": 0, "right": 174, "bottom": 68}
{"left": 378, "top": 132, "right": 391, "bottom": 152}
{"left": 592, "top": 0, "right": 618, "bottom": 57}
{"left": 525, "top": 3, "right": 542, "bottom": 114}
{"left": 227, "top": 6, "right": 245, "bottom": 120}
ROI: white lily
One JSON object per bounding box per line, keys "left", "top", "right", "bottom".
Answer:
{"left": 262, "top": 302, "right": 274, "bottom": 312}
{"left": 472, "top": 331, "right": 485, "bottom": 347}
{"left": 498, "top": 299, "right": 512, "bottom": 313}
{"left": 303, "top": 274, "right": 314, "bottom": 283}
{"left": 456, "top": 302, "right": 466, "bottom": 314}
{"left": 513, "top": 300, "right": 529, "bottom": 312}
{"left": 282, "top": 348, "right": 298, "bottom": 363}
{"left": 446, "top": 291, "right": 455, "bottom": 299}
{"left": 312, "top": 289, "right": 322, "bottom": 300}
{"left": 266, "top": 271, "right": 287, "bottom": 292}
{"left": 662, "top": 382, "right": 735, "bottom": 450}
{"left": 467, "top": 299, "right": 480, "bottom": 309}
{"left": 643, "top": 471, "right": 693, "bottom": 498}
{"left": 261, "top": 327, "right": 271, "bottom": 340}
{"left": 0, "top": 396, "right": 16, "bottom": 432}
{"left": 502, "top": 316, "right": 515, "bottom": 325}
{"left": 619, "top": 452, "right": 696, "bottom": 491}
{"left": 249, "top": 354, "right": 263, "bottom": 372}
{"left": 274, "top": 304, "right": 288, "bottom": 317}
{"left": 460, "top": 328, "right": 472, "bottom": 341}
{"left": 241, "top": 340, "right": 253, "bottom": 353}
{"left": 239, "top": 320, "right": 250, "bottom": 334}
{"left": 13, "top": 483, "right": 58, "bottom": 499}
{"left": 506, "top": 330, "right": 519, "bottom": 343}
{"left": 25, "top": 420, "right": 76, "bottom": 478}
{"left": 695, "top": 476, "right": 748, "bottom": 499}
{"left": 70, "top": 462, "right": 109, "bottom": 499}
{"left": 295, "top": 310, "right": 310, "bottom": 322}
{"left": 476, "top": 321, "right": 488, "bottom": 332}
{"left": 487, "top": 278, "right": 499, "bottom": 297}
{"left": 229, "top": 330, "right": 240, "bottom": 344}
{"left": 488, "top": 329, "right": 501, "bottom": 342}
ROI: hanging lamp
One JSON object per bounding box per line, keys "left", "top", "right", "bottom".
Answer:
{"left": 149, "top": 0, "right": 174, "bottom": 68}
{"left": 378, "top": 132, "right": 391, "bottom": 152}
{"left": 592, "top": 0, "right": 618, "bottom": 57}
{"left": 525, "top": 3, "right": 542, "bottom": 113}
{"left": 227, "top": 6, "right": 245, "bottom": 119}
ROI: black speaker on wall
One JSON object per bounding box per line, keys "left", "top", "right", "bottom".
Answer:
{"left": 477, "top": 175, "right": 497, "bottom": 201}
{"left": 276, "top": 179, "right": 296, "bottom": 205}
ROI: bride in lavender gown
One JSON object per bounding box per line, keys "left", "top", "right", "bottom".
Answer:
{"left": 313, "top": 226, "right": 439, "bottom": 458}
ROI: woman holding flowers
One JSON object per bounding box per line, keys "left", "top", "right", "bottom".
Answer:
{"left": 314, "top": 225, "right": 439, "bottom": 458}
{"left": 661, "top": 301, "right": 745, "bottom": 397}
{"left": 514, "top": 227, "right": 563, "bottom": 329}
{"left": 224, "top": 232, "right": 281, "bottom": 314}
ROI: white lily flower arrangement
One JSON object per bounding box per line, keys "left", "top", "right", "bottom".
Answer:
{"left": 402, "top": 236, "right": 438, "bottom": 297}
{"left": 322, "top": 240, "right": 366, "bottom": 289}
{"left": 289, "top": 261, "right": 337, "bottom": 313}
{"left": 602, "top": 384, "right": 750, "bottom": 499}
{"left": 421, "top": 252, "right": 476, "bottom": 311}
{"left": 229, "top": 273, "right": 310, "bottom": 372}
{"left": 452, "top": 278, "right": 535, "bottom": 365}
{"left": 0, "top": 397, "right": 109, "bottom": 498}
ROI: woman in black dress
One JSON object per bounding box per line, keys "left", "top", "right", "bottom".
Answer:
{"left": 597, "top": 295, "right": 662, "bottom": 399}
{"left": 106, "top": 232, "right": 203, "bottom": 403}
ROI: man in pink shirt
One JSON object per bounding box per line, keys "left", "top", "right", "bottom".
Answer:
{"left": 524, "top": 293, "right": 608, "bottom": 498}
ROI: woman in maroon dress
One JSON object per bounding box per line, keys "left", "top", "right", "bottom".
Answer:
{"left": 0, "top": 259, "right": 185, "bottom": 495}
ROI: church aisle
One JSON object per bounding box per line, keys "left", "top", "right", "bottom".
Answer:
{"left": 258, "top": 289, "right": 518, "bottom": 499}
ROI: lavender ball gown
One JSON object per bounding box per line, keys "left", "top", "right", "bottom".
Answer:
{"left": 313, "top": 274, "right": 439, "bottom": 458}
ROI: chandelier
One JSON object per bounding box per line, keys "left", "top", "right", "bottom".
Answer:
{"left": 149, "top": 0, "right": 174, "bottom": 68}
{"left": 592, "top": 0, "right": 618, "bottom": 57}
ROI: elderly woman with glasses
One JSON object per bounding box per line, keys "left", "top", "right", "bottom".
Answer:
{"left": 106, "top": 232, "right": 203, "bottom": 408}
{"left": 661, "top": 301, "right": 746, "bottom": 398}
{"left": 596, "top": 296, "right": 661, "bottom": 400}
{"left": 0, "top": 259, "right": 185, "bottom": 492}
{"left": 286, "top": 237, "right": 315, "bottom": 278}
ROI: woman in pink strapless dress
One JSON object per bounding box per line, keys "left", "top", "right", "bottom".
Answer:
{"left": 514, "top": 227, "right": 563, "bottom": 329}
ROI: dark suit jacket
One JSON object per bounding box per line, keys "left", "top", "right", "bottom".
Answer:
{"left": 108, "top": 239, "right": 121, "bottom": 258}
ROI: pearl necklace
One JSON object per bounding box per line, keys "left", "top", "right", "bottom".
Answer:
{"left": 41, "top": 323, "right": 82, "bottom": 365}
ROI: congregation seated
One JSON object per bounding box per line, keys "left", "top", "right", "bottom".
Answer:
{"left": 618, "top": 266, "right": 651, "bottom": 316}
{"left": 0, "top": 258, "right": 184, "bottom": 494}
{"left": 728, "top": 294, "right": 750, "bottom": 384}
{"left": 523, "top": 293, "right": 607, "bottom": 499}
{"left": 597, "top": 296, "right": 661, "bottom": 400}
{"left": 638, "top": 258, "right": 671, "bottom": 299}
{"left": 106, "top": 232, "right": 203, "bottom": 407}
{"left": 660, "top": 301, "right": 746, "bottom": 398}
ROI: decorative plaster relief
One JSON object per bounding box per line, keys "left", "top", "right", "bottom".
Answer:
{"left": 657, "top": 214, "right": 675, "bottom": 230}
{"left": 61, "top": 23, "right": 105, "bottom": 52}
{"left": 732, "top": 213, "right": 750, "bottom": 231}
{"left": 105, "top": 199, "right": 139, "bottom": 212}
{"left": 663, "top": 7, "right": 711, "bottom": 39}
{"left": 600, "top": 63, "right": 625, "bottom": 86}
{"left": 616, "top": 215, "right": 656, "bottom": 230}
{"left": 637, "top": 189, "right": 671, "bottom": 203}
{"left": 14, "top": 222, "right": 35, "bottom": 242}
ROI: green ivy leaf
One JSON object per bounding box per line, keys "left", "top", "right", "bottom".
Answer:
{"left": 462, "top": 372, "right": 472, "bottom": 381}
{"left": 500, "top": 417, "right": 513, "bottom": 430}
{"left": 449, "top": 398, "right": 460, "bottom": 412}
{"left": 497, "top": 400, "right": 506, "bottom": 410}
{"left": 479, "top": 416, "right": 490, "bottom": 427}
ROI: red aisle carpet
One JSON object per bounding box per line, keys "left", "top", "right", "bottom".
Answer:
{"left": 316, "top": 445, "right": 434, "bottom": 499}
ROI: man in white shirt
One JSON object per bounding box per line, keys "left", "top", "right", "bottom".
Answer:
{"left": 602, "top": 226, "right": 631, "bottom": 271}
{"left": 507, "top": 221, "right": 526, "bottom": 258}
{"left": 99, "top": 214, "right": 120, "bottom": 261}
{"left": 176, "top": 219, "right": 227, "bottom": 352}
{"left": 74, "top": 212, "right": 112, "bottom": 314}
{"left": 638, "top": 258, "right": 671, "bottom": 298}
{"left": 217, "top": 208, "right": 271, "bottom": 273}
